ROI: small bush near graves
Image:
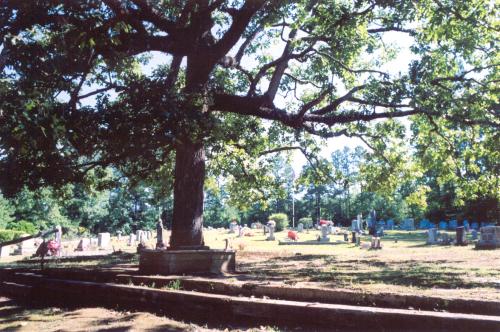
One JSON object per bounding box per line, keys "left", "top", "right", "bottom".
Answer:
{"left": 7, "top": 220, "right": 38, "bottom": 234}
{"left": 0, "top": 229, "right": 24, "bottom": 242}
{"left": 298, "top": 217, "right": 313, "bottom": 229}
{"left": 269, "top": 213, "right": 289, "bottom": 231}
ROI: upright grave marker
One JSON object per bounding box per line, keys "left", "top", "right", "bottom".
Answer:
{"left": 98, "top": 233, "right": 110, "bottom": 249}
{"left": 75, "top": 238, "right": 90, "bottom": 251}
{"left": 455, "top": 226, "right": 467, "bottom": 246}
{"left": 427, "top": 228, "right": 438, "bottom": 244}
{"left": 320, "top": 225, "right": 329, "bottom": 242}
{"left": 128, "top": 234, "right": 136, "bottom": 246}
{"left": 266, "top": 225, "right": 275, "bottom": 241}
{"left": 156, "top": 218, "right": 166, "bottom": 249}
{"left": 476, "top": 226, "right": 500, "bottom": 249}
{"left": 0, "top": 245, "right": 11, "bottom": 258}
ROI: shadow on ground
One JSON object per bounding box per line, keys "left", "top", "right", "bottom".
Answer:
{"left": 237, "top": 254, "right": 500, "bottom": 290}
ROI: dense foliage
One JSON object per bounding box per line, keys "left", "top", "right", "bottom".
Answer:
{"left": 0, "top": 1, "right": 497, "bottom": 242}
{"left": 1, "top": 141, "right": 496, "bottom": 237}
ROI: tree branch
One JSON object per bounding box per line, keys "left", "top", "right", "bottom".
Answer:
{"left": 235, "top": 28, "right": 260, "bottom": 64}
{"left": 130, "top": 0, "right": 176, "bottom": 33}
{"left": 165, "top": 55, "right": 183, "bottom": 90}
{"left": 267, "top": 29, "right": 298, "bottom": 100}
{"left": 77, "top": 85, "right": 125, "bottom": 100}
{"left": 312, "top": 85, "right": 368, "bottom": 115}
{"left": 210, "top": 0, "right": 266, "bottom": 63}
{"left": 304, "top": 108, "right": 424, "bottom": 126}
{"left": 367, "top": 27, "right": 415, "bottom": 34}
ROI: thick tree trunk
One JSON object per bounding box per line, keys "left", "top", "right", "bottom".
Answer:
{"left": 170, "top": 140, "right": 207, "bottom": 249}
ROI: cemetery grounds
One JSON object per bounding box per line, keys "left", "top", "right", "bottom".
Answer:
{"left": 0, "top": 228, "right": 499, "bottom": 331}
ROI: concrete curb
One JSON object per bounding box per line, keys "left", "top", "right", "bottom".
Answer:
{"left": 1, "top": 267, "right": 498, "bottom": 316}
{"left": 1, "top": 273, "right": 499, "bottom": 331}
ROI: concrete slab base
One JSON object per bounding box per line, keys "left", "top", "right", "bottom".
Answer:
{"left": 475, "top": 243, "right": 500, "bottom": 249}
{"left": 139, "top": 249, "right": 236, "bottom": 275}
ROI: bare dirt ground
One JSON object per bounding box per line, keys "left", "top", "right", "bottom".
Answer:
{"left": 0, "top": 297, "right": 207, "bottom": 331}
{"left": 0, "top": 297, "right": 289, "bottom": 332}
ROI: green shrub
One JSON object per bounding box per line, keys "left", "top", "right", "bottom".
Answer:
{"left": 268, "top": 213, "right": 289, "bottom": 231}
{"left": 298, "top": 217, "right": 313, "bottom": 229}
{"left": 7, "top": 220, "right": 38, "bottom": 234}
{"left": 0, "top": 229, "right": 25, "bottom": 242}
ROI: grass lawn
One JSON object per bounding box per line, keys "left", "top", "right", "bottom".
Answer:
{"left": 208, "top": 228, "right": 500, "bottom": 301}
{"left": 1, "top": 228, "right": 499, "bottom": 301}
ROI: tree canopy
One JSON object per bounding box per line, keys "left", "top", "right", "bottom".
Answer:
{"left": 1, "top": 0, "right": 498, "bottom": 247}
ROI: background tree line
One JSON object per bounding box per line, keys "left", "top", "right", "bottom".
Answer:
{"left": 1, "top": 124, "right": 497, "bottom": 237}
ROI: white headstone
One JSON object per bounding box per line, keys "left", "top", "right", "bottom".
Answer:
{"left": 98, "top": 232, "right": 111, "bottom": 248}
{"left": 297, "top": 223, "right": 304, "bottom": 232}
{"left": 128, "top": 234, "right": 136, "bottom": 246}
{"left": 320, "top": 225, "right": 329, "bottom": 242}
{"left": 266, "top": 225, "right": 275, "bottom": 241}
{"left": 0, "top": 245, "right": 11, "bottom": 258}
{"left": 18, "top": 237, "right": 36, "bottom": 255}
{"left": 328, "top": 225, "right": 334, "bottom": 235}
{"left": 55, "top": 225, "right": 62, "bottom": 244}
{"left": 370, "top": 236, "right": 381, "bottom": 249}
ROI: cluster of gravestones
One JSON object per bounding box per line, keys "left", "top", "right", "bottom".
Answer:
{"left": 250, "top": 222, "right": 263, "bottom": 229}
{"left": 225, "top": 216, "right": 499, "bottom": 250}
{"left": 227, "top": 218, "right": 376, "bottom": 245}
{"left": 349, "top": 230, "right": 382, "bottom": 250}
{"left": 351, "top": 216, "right": 496, "bottom": 233}
{"left": 228, "top": 222, "right": 253, "bottom": 238}
{"left": 73, "top": 229, "right": 156, "bottom": 253}
{"left": 75, "top": 232, "right": 113, "bottom": 251}
{"left": 348, "top": 214, "right": 383, "bottom": 249}
{"left": 419, "top": 219, "right": 495, "bottom": 231}
{"left": 427, "top": 225, "right": 500, "bottom": 249}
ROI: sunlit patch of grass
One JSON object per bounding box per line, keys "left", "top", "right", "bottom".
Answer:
{"left": 1, "top": 229, "right": 498, "bottom": 301}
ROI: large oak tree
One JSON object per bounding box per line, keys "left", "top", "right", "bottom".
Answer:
{"left": 0, "top": 0, "right": 497, "bottom": 248}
